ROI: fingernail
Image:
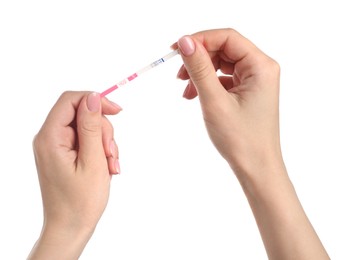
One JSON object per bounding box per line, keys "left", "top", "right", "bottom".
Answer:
{"left": 182, "top": 84, "right": 190, "bottom": 99}
{"left": 109, "top": 100, "right": 123, "bottom": 111}
{"left": 176, "top": 65, "right": 186, "bottom": 79}
{"left": 178, "top": 36, "right": 195, "bottom": 57}
{"left": 110, "top": 140, "right": 116, "bottom": 157}
{"left": 176, "top": 69, "right": 182, "bottom": 79}
{"left": 87, "top": 92, "right": 100, "bottom": 112}
{"left": 115, "top": 159, "right": 121, "bottom": 174}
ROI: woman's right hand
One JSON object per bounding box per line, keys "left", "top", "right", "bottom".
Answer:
{"left": 176, "top": 28, "right": 282, "bottom": 178}
{"left": 176, "top": 28, "right": 329, "bottom": 260}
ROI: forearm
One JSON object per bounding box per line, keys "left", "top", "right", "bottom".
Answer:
{"left": 234, "top": 158, "right": 329, "bottom": 260}
{"left": 27, "top": 223, "right": 94, "bottom": 260}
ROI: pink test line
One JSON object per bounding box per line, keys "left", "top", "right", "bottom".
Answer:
{"left": 100, "top": 85, "right": 118, "bottom": 97}
{"left": 100, "top": 73, "right": 138, "bottom": 98}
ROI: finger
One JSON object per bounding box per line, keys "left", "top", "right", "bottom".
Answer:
{"left": 42, "top": 91, "right": 88, "bottom": 131}
{"left": 101, "top": 116, "right": 115, "bottom": 158}
{"left": 177, "top": 51, "right": 235, "bottom": 81}
{"left": 107, "top": 156, "right": 120, "bottom": 175}
{"left": 40, "top": 91, "right": 122, "bottom": 130}
{"left": 100, "top": 116, "right": 120, "bottom": 175}
{"left": 219, "top": 59, "right": 235, "bottom": 75}
{"left": 107, "top": 138, "right": 120, "bottom": 174}
{"left": 190, "top": 28, "right": 259, "bottom": 63}
{"left": 101, "top": 97, "right": 122, "bottom": 115}
{"left": 218, "top": 76, "right": 234, "bottom": 91}
{"left": 177, "top": 35, "right": 225, "bottom": 103}
{"left": 77, "top": 92, "right": 105, "bottom": 165}
{"left": 182, "top": 81, "right": 198, "bottom": 100}
{"left": 176, "top": 64, "right": 190, "bottom": 80}
{"left": 190, "top": 28, "right": 274, "bottom": 85}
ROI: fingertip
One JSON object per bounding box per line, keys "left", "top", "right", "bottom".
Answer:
{"left": 178, "top": 36, "right": 195, "bottom": 57}
{"left": 101, "top": 97, "right": 123, "bottom": 115}
{"left": 182, "top": 84, "right": 190, "bottom": 99}
{"left": 108, "top": 157, "right": 121, "bottom": 175}
{"left": 182, "top": 83, "right": 198, "bottom": 100}
{"left": 170, "top": 42, "right": 178, "bottom": 50}
{"left": 87, "top": 92, "right": 101, "bottom": 112}
{"left": 109, "top": 139, "right": 116, "bottom": 158}
{"left": 108, "top": 139, "right": 120, "bottom": 174}
{"left": 177, "top": 64, "right": 189, "bottom": 80}
{"left": 114, "top": 159, "right": 121, "bottom": 175}
{"left": 109, "top": 100, "right": 123, "bottom": 111}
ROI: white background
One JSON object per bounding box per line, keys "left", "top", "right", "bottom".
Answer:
{"left": 1, "top": 0, "right": 358, "bottom": 259}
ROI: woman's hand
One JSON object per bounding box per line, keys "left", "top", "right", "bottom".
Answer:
{"left": 28, "top": 91, "right": 121, "bottom": 259}
{"left": 176, "top": 28, "right": 329, "bottom": 259}
{"left": 176, "top": 28, "right": 281, "bottom": 178}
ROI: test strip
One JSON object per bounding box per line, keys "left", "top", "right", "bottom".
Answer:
{"left": 100, "top": 49, "right": 179, "bottom": 98}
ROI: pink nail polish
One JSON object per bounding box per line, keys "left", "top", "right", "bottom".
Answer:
{"left": 176, "top": 69, "right": 182, "bottom": 79}
{"left": 178, "top": 36, "right": 195, "bottom": 56}
{"left": 115, "top": 159, "right": 121, "bottom": 174}
{"left": 183, "top": 84, "right": 193, "bottom": 99}
{"left": 110, "top": 140, "right": 116, "bottom": 157}
{"left": 87, "top": 92, "right": 100, "bottom": 112}
{"left": 110, "top": 100, "right": 123, "bottom": 111}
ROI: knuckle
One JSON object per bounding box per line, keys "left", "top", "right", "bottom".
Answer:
{"left": 258, "top": 56, "right": 281, "bottom": 78}
{"left": 188, "top": 60, "right": 212, "bottom": 83}
{"left": 269, "top": 58, "right": 281, "bottom": 75}
{"left": 59, "top": 91, "right": 75, "bottom": 100}
{"left": 32, "top": 133, "right": 41, "bottom": 153}
{"left": 225, "top": 27, "right": 237, "bottom": 35}
{"left": 32, "top": 131, "right": 55, "bottom": 158}
{"left": 79, "top": 119, "right": 102, "bottom": 137}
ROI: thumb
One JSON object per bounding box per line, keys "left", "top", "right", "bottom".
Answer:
{"left": 77, "top": 92, "right": 104, "bottom": 165}
{"left": 178, "top": 36, "right": 225, "bottom": 102}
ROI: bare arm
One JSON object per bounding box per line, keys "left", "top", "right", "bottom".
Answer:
{"left": 236, "top": 157, "right": 327, "bottom": 259}
{"left": 176, "top": 28, "right": 329, "bottom": 259}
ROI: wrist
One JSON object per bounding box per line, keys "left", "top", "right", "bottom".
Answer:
{"left": 28, "top": 221, "right": 94, "bottom": 259}
{"left": 230, "top": 151, "right": 329, "bottom": 259}
{"left": 228, "top": 146, "right": 287, "bottom": 192}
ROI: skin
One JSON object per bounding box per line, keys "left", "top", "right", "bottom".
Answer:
{"left": 28, "top": 28, "right": 329, "bottom": 259}
{"left": 28, "top": 92, "right": 121, "bottom": 259}
{"left": 176, "top": 28, "right": 329, "bottom": 259}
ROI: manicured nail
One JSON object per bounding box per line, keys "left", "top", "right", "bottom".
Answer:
{"left": 87, "top": 92, "right": 100, "bottom": 112}
{"left": 110, "top": 140, "right": 116, "bottom": 157}
{"left": 115, "top": 159, "right": 121, "bottom": 174}
{"left": 182, "top": 84, "right": 190, "bottom": 99}
{"left": 109, "top": 100, "right": 123, "bottom": 111}
{"left": 176, "top": 69, "right": 182, "bottom": 79}
{"left": 178, "top": 36, "right": 195, "bottom": 56}
{"left": 176, "top": 65, "right": 186, "bottom": 79}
